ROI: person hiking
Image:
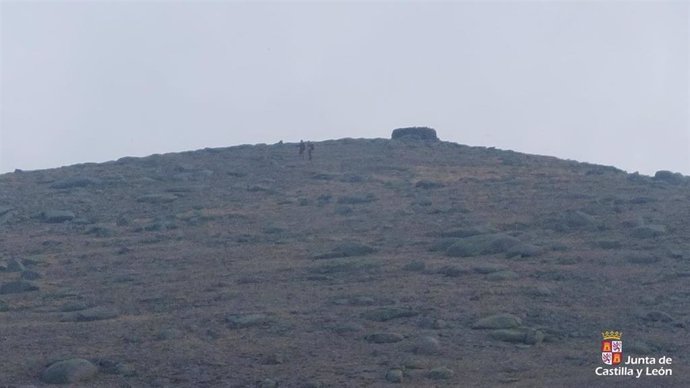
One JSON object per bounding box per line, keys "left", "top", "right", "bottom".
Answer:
{"left": 298, "top": 140, "right": 306, "bottom": 158}
{"left": 307, "top": 142, "right": 315, "bottom": 161}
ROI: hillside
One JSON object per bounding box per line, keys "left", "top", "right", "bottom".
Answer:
{"left": 0, "top": 131, "right": 689, "bottom": 387}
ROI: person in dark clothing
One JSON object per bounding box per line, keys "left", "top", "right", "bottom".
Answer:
{"left": 307, "top": 142, "right": 315, "bottom": 160}
{"left": 298, "top": 140, "right": 306, "bottom": 158}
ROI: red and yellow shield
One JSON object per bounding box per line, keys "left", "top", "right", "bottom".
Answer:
{"left": 601, "top": 331, "right": 623, "bottom": 365}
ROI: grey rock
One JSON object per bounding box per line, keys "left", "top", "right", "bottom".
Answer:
{"left": 40, "top": 358, "right": 98, "bottom": 384}
{"left": 402, "top": 261, "right": 426, "bottom": 271}
{"left": 50, "top": 176, "right": 101, "bottom": 189}
{"left": 226, "top": 313, "right": 271, "bottom": 329}
{"left": 68, "top": 306, "right": 119, "bottom": 322}
{"left": 362, "top": 307, "right": 419, "bottom": 322}
{"left": 627, "top": 254, "right": 659, "bottom": 264}
{"left": 472, "top": 313, "right": 522, "bottom": 329}
{"left": 505, "top": 243, "right": 541, "bottom": 258}
{"left": 445, "top": 234, "right": 522, "bottom": 257}
{"left": 0, "top": 280, "right": 39, "bottom": 294}
{"left": 415, "top": 180, "right": 444, "bottom": 189}
{"left": 486, "top": 270, "right": 519, "bottom": 281}
{"left": 156, "top": 328, "right": 183, "bottom": 340}
{"left": 60, "top": 302, "right": 89, "bottom": 312}
{"left": 645, "top": 311, "right": 673, "bottom": 322}
{"left": 386, "top": 368, "right": 404, "bottom": 383}
{"left": 632, "top": 224, "right": 666, "bottom": 238}
{"left": 336, "top": 194, "right": 377, "bottom": 205}
{"left": 391, "top": 127, "right": 439, "bottom": 141}
{"left": 365, "top": 332, "right": 404, "bottom": 344}
{"left": 136, "top": 194, "right": 178, "bottom": 204}
{"left": 259, "top": 378, "right": 278, "bottom": 388}
{"left": 0, "top": 206, "right": 13, "bottom": 216}
{"left": 489, "top": 329, "right": 528, "bottom": 343}
{"left": 41, "top": 210, "right": 75, "bottom": 223}
{"left": 6, "top": 258, "right": 26, "bottom": 272}
{"left": 427, "top": 367, "right": 454, "bottom": 380}
{"left": 313, "top": 242, "right": 376, "bottom": 259}
{"left": 0, "top": 299, "right": 8, "bottom": 312}
{"left": 490, "top": 328, "right": 545, "bottom": 345}
{"left": 327, "top": 322, "right": 363, "bottom": 334}
{"left": 437, "top": 265, "right": 467, "bottom": 277}
{"left": 653, "top": 170, "right": 685, "bottom": 184}
{"left": 414, "top": 336, "right": 441, "bottom": 355}
{"left": 21, "top": 270, "right": 42, "bottom": 280}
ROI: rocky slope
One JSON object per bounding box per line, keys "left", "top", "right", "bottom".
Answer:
{"left": 0, "top": 131, "right": 688, "bottom": 387}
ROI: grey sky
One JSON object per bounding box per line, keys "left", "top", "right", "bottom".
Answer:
{"left": 1, "top": 1, "right": 688, "bottom": 175}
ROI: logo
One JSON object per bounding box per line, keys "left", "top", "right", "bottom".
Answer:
{"left": 601, "top": 331, "right": 623, "bottom": 365}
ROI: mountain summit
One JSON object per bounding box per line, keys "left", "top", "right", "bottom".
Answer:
{"left": 0, "top": 135, "right": 688, "bottom": 386}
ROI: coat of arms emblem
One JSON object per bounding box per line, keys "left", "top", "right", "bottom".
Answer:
{"left": 601, "top": 331, "right": 623, "bottom": 365}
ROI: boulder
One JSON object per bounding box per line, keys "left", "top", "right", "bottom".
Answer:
{"left": 472, "top": 313, "right": 522, "bottom": 329}
{"left": 41, "top": 358, "right": 98, "bottom": 384}
{"left": 391, "top": 127, "right": 439, "bottom": 141}
{"left": 653, "top": 170, "right": 685, "bottom": 185}
{"left": 445, "top": 234, "right": 522, "bottom": 257}
{"left": 41, "top": 210, "right": 75, "bottom": 223}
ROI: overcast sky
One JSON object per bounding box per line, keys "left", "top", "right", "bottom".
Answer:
{"left": 1, "top": 1, "right": 688, "bottom": 175}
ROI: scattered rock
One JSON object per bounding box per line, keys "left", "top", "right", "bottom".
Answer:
{"left": 0, "top": 299, "right": 8, "bottom": 312}
{"left": 418, "top": 316, "right": 448, "bottom": 329}
{"left": 97, "top": 359, "right": 136, "bottom": 376}
{"left": 415, "top": 180, "right": 444, "bottom": 189}
{"left": 226, "top": 313, "right": 271, "bottom": 329}
{"left": 596, "top": 240, "right": 622, "bottom": 249}
{"left": 313, "top": 242, "right": 376, "bottom": 259}
{"left": 362, "top": 307, "right": 419, "bottom": 322}
{"left": 489, "top": 328, "right": 544, "bottom": 345}
{"left": 644, "top": 311, "right": 673, "bottom": 323}
{"left": 21, "top": 270, "right": 42, "bottom": 280}
{"left": 391, "top": 127, "right": 439, "bottom": 141}
{"left": 0, "top": 280, "right": 39, "bottom": 294}
{"left": 0, "top": 206, "right": 13, "bottom": 216}
{"left": 67, "top": 306, "right": 119, "bottom": 322}
{"left": 631, "top": 224, "right": 666, "bottom": 238}
{"left": 546, "top": 210, "right": 599, "bottom": 232}
{"left": 627, "top": 254, "right": 660, "bottom": 264}
{"left": 156, "top": 328, "right": 183, "bottom": 340}
{"left": 445, "top": 234, "right": 522, "bottom": 257}
{"left": 365, "top": 332, "right": 404, "bottom": 344}
{"left": 86, "top": 225, "right": 116, "bottom": 238}
{"left": 526, "top": 285, "right": 553, "bottom": 297}
{"left": 332, "top": 295, "right": 376, "bottom": 306}
{"left": 50, "top": 176, "right": 101, "bottom": 189}
{"left": 262, "top": 353, "right": 285, "bottom": 365}
{"left": 136, "top": 194, "right": 178, "bottom": 204}
{"left": 6, "top": 258, "right": 26, "bottom": 272}
{"left": 486, "top": 270, "right": 519, "bottom": 281}
{"left": 434, "top": 227, "right": 493, "bottom": 238}
{"left": 258, "top": 378, "right": 278, "bottom": 388}
{"left": 414, "top": 336, "right": 441, "bottom": 355}
{"left": 385, "top": 368, "right": 404, "bottom": 383}
{"left": 437, "top": 265, "right": 467, "bottom": 277}
{"left": 427, "top": 367, "right": 454, "bottom": 380}
{"left": 472, "top": 264, "right": 506, "bottom": 274}
{"left": 336, "top": 194, "right": 377, "bottom": 205}
{"left": 505, "top": 243, "right": 541, "bottom": 258}
{"left": 40, "top": 358, "right": 98, "bottom": 384}
{"left": 402, "top": 261, "right": 426, "bottom": 271}
{"left": 327, "top": 322, "right": 363, "bottom": 334}
{"left": 41, "top": 210, "right": 75, "bottom": 223}
{"left": 60, "top": 302, "right": 89, "bottom": 312}
{"left": 472, "top": 313, "right": 522, "bottom": 329}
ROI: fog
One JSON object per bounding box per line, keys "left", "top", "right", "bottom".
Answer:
{"left": 1, "top": 1, "right": 688, "bottom": 175}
